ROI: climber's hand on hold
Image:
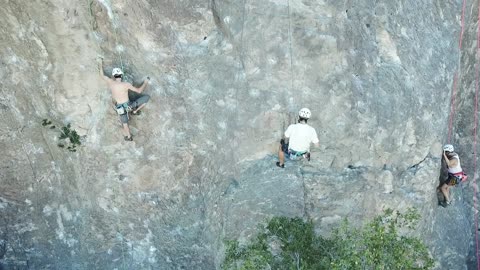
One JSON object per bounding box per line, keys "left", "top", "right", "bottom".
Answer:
{"left": 97, "top": 56, "right": 109, "bottom": 81}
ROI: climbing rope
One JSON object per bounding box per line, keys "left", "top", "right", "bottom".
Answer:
{"left": 474, "top": 1, "right": 480, "bottom": 266}
{"left": 287, "top": 0, "right": 294, "bottom": 97}
{"left": 286, "top": 0, "right": 302, "bottom": 117}
{"left": 232, "top": 0, "right": 246, "bottom": 180}
{"left": 112, "top": 16, "right": 125, "bottom": 72}
{"left": 87, "top": 0, "right": 125, "bottom": 71}
{"left": 447, "top": 72, "right": 458, "bottom": 143}
{"left": 448, "top": 0, "right": 466, "bottom": 143}
{"left": 284, "top": 0, "right": 300, "bottom": 129}
{"left": 474, "top": 63, "right": 479, "bottom": 266}
{"left": 84, "top": 1, "right": 128, "bottom": 269}
{"left": 446, "top": 0, "right": 479, "bottom": 267}
{"left": 114, "top": 186, "right": 128, "bottom": 270}
{"left": 109, "top": 4, "right": 128, "bottom": 268}
{"left": 459, "top": 0, "right": 466, "bottom": 49}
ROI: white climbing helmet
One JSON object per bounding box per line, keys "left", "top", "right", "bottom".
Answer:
{"left": 443, "top": 144, "right": 454, "bottom": 152}
{"left": 112, "top": 68, "right": 123, "bottom": 77}
{"left": 299, "top": 108, "right": 312, "bottom": 119}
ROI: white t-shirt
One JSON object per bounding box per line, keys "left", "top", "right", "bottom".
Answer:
{"left": 284, "top": 123, "right": 319, "bottom": 152}
{"left": 448, "top": 154, "right": 463, "bottom": 174}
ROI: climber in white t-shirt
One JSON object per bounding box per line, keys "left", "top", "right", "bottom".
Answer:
{"left": 276, "top": 108, "right": 319, "bottom": 168}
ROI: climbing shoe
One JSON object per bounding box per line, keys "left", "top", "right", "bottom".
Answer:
{"left": 124, "top": 135, "right": 133, "bottom": 141}
{"left": 132, "top": 110, "right": 141, "bottom": 116}
{"left": 440, "top": 200, "right": 452, "bottom": 208}
{"left": 276, "top": 162, "right": 284, "bottom": 168}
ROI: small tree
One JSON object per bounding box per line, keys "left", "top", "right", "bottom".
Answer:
{"left": 223, "top": 209, "right": 434, "bottom": 270}
{"left": 328, "top": 208, "right": 434, "bottom": 270}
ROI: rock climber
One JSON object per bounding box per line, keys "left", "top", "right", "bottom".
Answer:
{"left": 276, "top": 108, "right": 319, "bottom": 168}
{"left": 439, "top": 144, "right": 468, "bottom": 206}
{"left": 98, "top": 58, "right": 150, "bottom": 141}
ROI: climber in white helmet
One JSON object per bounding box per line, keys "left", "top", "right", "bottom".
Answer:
{"left": 98, "top": 57, "right": 150, "bottom": 141}
{"left": 439, "top": 144, "right": 467, "bottom": 206}
{"left": 276, "top": 108, "right": 319, "bottom": 168}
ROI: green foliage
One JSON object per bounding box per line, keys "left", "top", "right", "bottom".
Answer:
{"left": 41, "top": 119, "right": 52, "bottom": 126}
{"left": 223, "top": 235, "right": 273, "bottom": 270}
{"left": 328, "top": 208, "right": 433, "bottom": 270}
{"left": 41, "top": 119, "right": 82, "bottom": 152}
{"left": 223, "top": 209, "right": 434, "bottom": 270}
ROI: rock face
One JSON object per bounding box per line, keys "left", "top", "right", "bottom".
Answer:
{"left": 0, "top": 0, "right": 476, "bottom": 269}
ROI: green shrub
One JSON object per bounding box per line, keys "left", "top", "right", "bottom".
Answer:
{"left": 223, "top": 209, "right": 434, "bottom": 270}
{"left": 42, "top": 119, "right": 82, "bottom": 152}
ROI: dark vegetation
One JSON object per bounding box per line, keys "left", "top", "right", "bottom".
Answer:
{"left": 223, "top": 208, "right": 434, "bottom": 270}
{"left": 42, "top": 119, "right": 81, "bottom": 152}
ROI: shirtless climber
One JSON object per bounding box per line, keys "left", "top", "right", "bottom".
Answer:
{"left": 98, "top": 58, "right": 150, "bottom": 141}
{"left": 276, "top": 108, "right": 319, "bottom": 168}
{"left": 439, "top": 144, "right": 468, "bottom": 206}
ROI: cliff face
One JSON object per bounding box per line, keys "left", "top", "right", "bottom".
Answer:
{"left": 0, "top": 0, "right": 475, "bottom": 269}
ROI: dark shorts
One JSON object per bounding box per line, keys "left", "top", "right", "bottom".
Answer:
{"left": 117, "top": 91, "right": 150, "bottom": 124}
{"left": 128, "top": 90, "right": 150, "bottom": 110}
{"left": 280, "top": 139, "right": 289, "bottom": 154}
{"left": 118, "top": 108, "right": 130, "bottom": 124}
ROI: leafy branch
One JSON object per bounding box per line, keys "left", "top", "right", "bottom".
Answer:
{"left": 42, "top": 119, "right": 82, "bottom": 152}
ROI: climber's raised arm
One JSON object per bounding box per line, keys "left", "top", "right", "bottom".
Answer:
{"left": 129, "top": 78, "right": 150, "bottom": 93}
{"left": 98, "top": 57, "right": 109, "bottom": 82}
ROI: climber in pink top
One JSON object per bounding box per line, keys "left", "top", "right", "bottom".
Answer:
{"left": 439, "top": 144, "right": 468, "bottom": 206}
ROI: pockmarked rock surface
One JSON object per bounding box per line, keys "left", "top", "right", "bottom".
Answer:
{"left": 0, "top": 0, "right": 477, "bottom": 269}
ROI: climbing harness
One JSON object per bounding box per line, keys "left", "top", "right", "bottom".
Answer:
{"left": 280, "top": 139, "right": 310, "bottom": 161}
{"left": 287, "top": 150, "right": 310, "bottom": 161}
{"left": 115, "top": 102, "right": 132, "bottom": 115}
{"left": 447, "top": 172, "right": 468, "bottom": 186}
{"left": 115, "top": 102, "right": 133, "bottom": 125}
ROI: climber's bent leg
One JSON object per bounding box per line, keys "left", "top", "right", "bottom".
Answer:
{"left": 130, "top": 93, "right": 150, "bottom": 114}
{"left": 440, "top": 183, "right": 450, "bottom": 203}
{"left": 277, "top": 139, "right": 288, "bottom": 168}
{"left": 119, "top": 113, "right": 132, "bottom": 139}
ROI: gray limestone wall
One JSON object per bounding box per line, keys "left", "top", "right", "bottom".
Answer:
{"left": 0, "top": 0, "right": 476, "bottom": 269}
